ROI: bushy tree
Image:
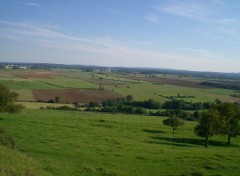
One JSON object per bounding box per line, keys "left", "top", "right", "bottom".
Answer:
{"left": 194, "top": 109, "right": 220, "bottom": 148}
{"left": 0, "top": 84, "right": 24, "bottom": 113}
{"left": 55, "top": 96, "right": 61, "bottom": 103}
{"left": 215, "top": 103, "right": 240, "bottom": 144}
{"left": 163, "top": 114, "right": 184, "bottom": 134}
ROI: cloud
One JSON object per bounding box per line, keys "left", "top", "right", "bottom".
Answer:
{"left": 179, "top": 48, "right": 220, "bottom": 58}
{"left": 22, "top": 2, "right": 41, "bottom": 7}
{"left": 212, "top": 0, "right": 225, "bottom": 6}
{"left": 155, "top": 1, "right": 211, "bottom": 22}
{"left": 145, "top": 13, "right": 159, "bottom": 24}
{"left": 216, "top": 18, "right": 237, "bottom": 25}
{"left": 0, "top": 20, "right": 235, "bottom": 72}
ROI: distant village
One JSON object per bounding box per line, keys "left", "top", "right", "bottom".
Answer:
{"left": 0, "top": 63, "right": 30, "bottom": 69}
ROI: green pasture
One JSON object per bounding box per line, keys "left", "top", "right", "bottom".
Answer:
{"left": 37, "top": 77, "right": 96, "bottom": 89}
{"left": 1, "top": 110, "right": 240, "bottom": 176}
{"left": 105, "top": 83, "right": 239, "bottom": 103}
{"left": 0, "top": 78, "right": 57, "bottom": 90}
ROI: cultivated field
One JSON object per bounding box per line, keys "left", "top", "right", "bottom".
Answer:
{"left": 0, "top": 69, "right": 239, "bottom": 104}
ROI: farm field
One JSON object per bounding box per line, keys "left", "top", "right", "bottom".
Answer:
{"left": 0, "top": 68, "right": 239, "bottom": 104}
{"left": 105, "top": 82, "right": 240, "bottom": 103}
{"left": 1, "top": 110, "right": 240, "bottom": 176}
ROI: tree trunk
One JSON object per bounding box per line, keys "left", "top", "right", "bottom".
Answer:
{"left": 205, "top": 136, "right": 209, "bottom": 148}
{"left": 172, "top": 127, "right": 175, "bottom": 134}
{"left": 228, "top": 134, "right": 231, "bottom": 145}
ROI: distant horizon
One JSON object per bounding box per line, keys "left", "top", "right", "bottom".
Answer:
{"left": 1, "top": 61, "right": 240, "bottom": 74}
{"left": 0, "top": 0, "right": 240, "bottom": 72}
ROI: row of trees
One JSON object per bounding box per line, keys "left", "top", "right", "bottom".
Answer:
{"left": 195, "top": 103, "right": 240, "bottom": 148}
{"left": 101, "top": 96, "right": 212, "bottom": 110}
{"left": 85, "top": 95, "right": 213, "bottom": 120}
{"left": 163, "top": 102, "right": 240, "bottom": 148}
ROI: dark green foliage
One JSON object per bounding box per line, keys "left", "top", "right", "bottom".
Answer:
{"left": 47, "top": 99, "right": 55, "bottom": 103}
{"left": 194, "top": 109, "right": 220, "bottom": 148}
{"left": 0, "top": 127, "right": 15, "bottom": 149}
{"left": 0, "top": 84, "right": 24, "bottom": 113}
{"left": 162, "top": 100, "right": 209, "bottom": 110}
{"left": 55, "top": 96, "right": 61, "bottom": 103}
{"left": 214, "top": 103, "right": 240, "bottom": 144}
{"left": 44, "top": 106, "right": 77, "bottom": 111}
{"left": 88, "top": 102, "right": 99, "bottom": 107}
{"left": 151, "top": 109, "right": 194, "bottom": 121}
{"left": 163, "top": 115, "right": 184, "bottom": 134}
{"left": 5, "top": 103, "right": 25, "bottom": 114}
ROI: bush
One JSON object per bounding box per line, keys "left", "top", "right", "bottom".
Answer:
{"left": 0, "top": 127, "right": 15, "bottom": 149}
{"left": 5, "top": 104, "right": 25, "bottom": 114}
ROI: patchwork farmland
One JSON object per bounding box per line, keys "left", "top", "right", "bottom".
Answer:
{"left": 1, "top": 66, "right": 240, "bottom": 176}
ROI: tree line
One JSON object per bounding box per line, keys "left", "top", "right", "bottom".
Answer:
{"left": 162, "top": 102, "right": 240, "bottom": 148}
{"left": 195, "top": 102, "right": 240, "bottom": 148}
{"left": 85, "top": 95, "right": 213, "bottom": 120}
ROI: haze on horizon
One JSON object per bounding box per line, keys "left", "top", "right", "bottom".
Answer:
{"left": 0, "top": 0, "right": 240, "bottom": 73}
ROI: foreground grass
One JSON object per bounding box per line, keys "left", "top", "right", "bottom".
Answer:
{"left": 0, "top": 145, "right": 49, "bottom": 176}
{"left": 0, "top": 110, "right": 240, "bottom": 175}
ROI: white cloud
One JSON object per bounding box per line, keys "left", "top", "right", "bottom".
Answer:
{"left": 212, "top": 0, "right": 225, "bottom": 6}
{"left": 216, "top": 18, "right": 237, "bottom": 25}
{"left": 22, "top": 2, "right": 41, "bottom": 7}
{"left": 179, "top": 48, "right": 220, "bottom": 58}
{"left": 145, "top": 13, "right": 159, "bottom": 24}
{"left": 155, "top": 1, "right": 211, "bottom": 22}
{"left": 0, "top": 20, "right": 237, "bottom": 72}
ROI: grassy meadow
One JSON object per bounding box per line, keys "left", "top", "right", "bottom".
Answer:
{"left": 1, "top": 68, "right": 240, "bottom": 176}
{"left": 1, "top": 110, "right": 240, "bottom": 176}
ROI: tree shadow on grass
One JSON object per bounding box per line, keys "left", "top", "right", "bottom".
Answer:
{"left": 149, "top": 136, "right": 235, "bottom": 147}
{"left": 142, "top": 129, "right": 165, "bottom": 134}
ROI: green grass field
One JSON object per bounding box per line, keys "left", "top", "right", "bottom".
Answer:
{"left": 105, "top": 82, "right": 239, "bottom": 103}
{"left": 1, "top": 110, "right": 240, "bottom": 176}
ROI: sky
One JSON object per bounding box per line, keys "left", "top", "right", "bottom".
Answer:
{"left": 0, "top": 0, "right": 240, "bottom": 73}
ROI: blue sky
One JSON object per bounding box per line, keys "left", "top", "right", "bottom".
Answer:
{"left": 0, "top": 0, "right": 240, "bottom": 72}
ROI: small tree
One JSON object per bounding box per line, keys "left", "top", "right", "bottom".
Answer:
{"left": 55, "top": 96, "right": 61, "bottom": 103}
{"left": 194, "top": 109, "right": 220, "bottom": 148}
{"left": 216, "top": 103, "right": 240, "bottom": 144}
{"left": 0, "top": 84, "right": 24, "bottom": 113}
{"left": 163, "top": 114, "right": 184, "bottom": 134}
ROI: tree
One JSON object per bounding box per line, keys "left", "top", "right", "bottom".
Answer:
{"left": 194, "top": 109, "right": 220, "bottom": 148}
{"left": 163, "top": 114, "right": 184, "bottom": 134}
{"left": 0, "top": 84, "right": 24, "bottom": 113}
{"left": 215, "top": 103, "right": 240, "bottom": 144}
{"left": 55, "top": 96, "right": 61, "bottom": 103}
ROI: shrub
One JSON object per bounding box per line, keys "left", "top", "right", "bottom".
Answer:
{"left": 0, "top": 127, "right": 15, "bottom": 149}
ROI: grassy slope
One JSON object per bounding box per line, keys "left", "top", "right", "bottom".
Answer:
{"left": 0, "top": 145, "right": 49, "bottom": 176}
{"left": 1, "top": 110, "right": 240, "bottom": 176}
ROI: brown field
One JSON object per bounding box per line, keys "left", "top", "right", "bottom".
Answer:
{"left": 123, "top": 75, "right": 208, "bottom": 88}
{"left": 32, "top": 89, "right": 122, "bottom": 103}
{"left": 15, "top": 70, "right": 61, "bottom": 78}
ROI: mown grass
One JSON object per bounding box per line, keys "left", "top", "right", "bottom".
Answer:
{"left": 37, "top": 77, "right": 96, "bottom": 89}
{"left": 105, "top": 82, "right": 239, "bottom": 103}
{"left": 0, "top": 79, "right": 57, "bottom": 90}
{"left": 1, "top": 110, "right": 240, "bottom": 176}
